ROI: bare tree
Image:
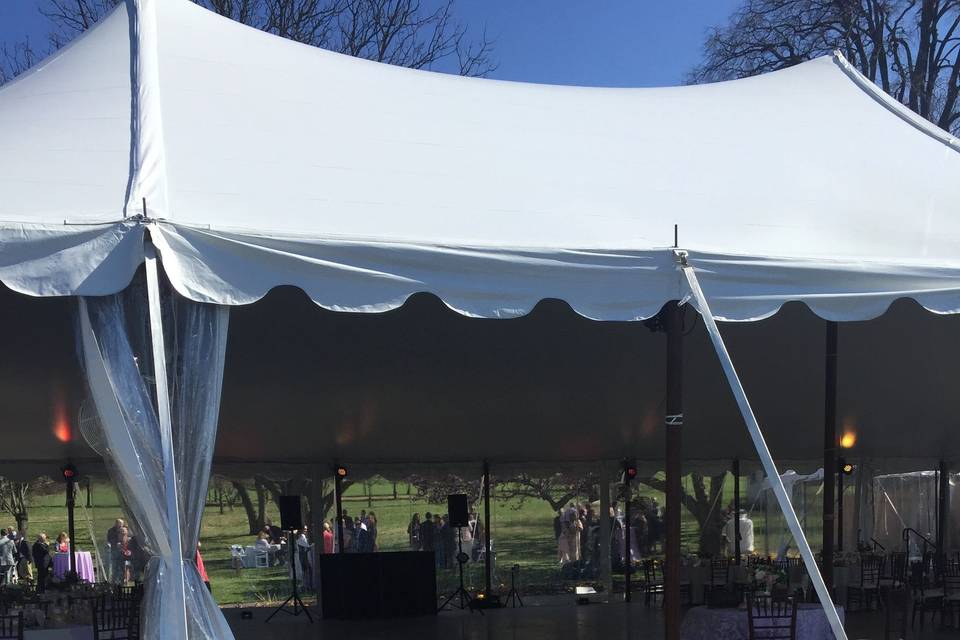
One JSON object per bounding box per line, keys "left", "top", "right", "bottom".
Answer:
{"left": 496, "top": 472, "right": 599, "bottom": 513}
{"left": 0, "top": 478, "right": 31, "bottom": 533}
{"left": 0, "top": 40, "right": 40, "bottom": 84}
{"left": 25, "top": 0, "right": 494, "bottom": 78}
{"left": 639, "top": 472, "right": 728, "bottom": 556}
{"left": 689, "top": 0, "right": 960, "bottom": 134}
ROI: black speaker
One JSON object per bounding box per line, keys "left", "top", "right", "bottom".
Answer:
{"left": 278, "top": 495, "right": 303, "bottom": 531}
{"left": 447, "top": 494, "right": 469, "bottom": 528}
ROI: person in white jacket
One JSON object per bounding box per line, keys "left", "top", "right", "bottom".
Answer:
{"left": 0, "top": 528, "right": 17, "bottom": 585}
{"left": 723, "top": 511, "right": 755, "bottom": 558}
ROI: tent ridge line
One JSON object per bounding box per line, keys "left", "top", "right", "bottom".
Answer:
{"left": 831, "top": 50, "right": 960, "bottom": 152}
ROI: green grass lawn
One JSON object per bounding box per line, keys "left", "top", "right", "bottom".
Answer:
{"left": 13, "top": 474, "right": 832, "bottom": 605}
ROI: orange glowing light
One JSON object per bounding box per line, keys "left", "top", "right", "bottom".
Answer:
{"left": 53, "top": 395, "right": 73, "bottom": 443}
{"left": 840, "top": 432, "right": 856, "bottom": 449}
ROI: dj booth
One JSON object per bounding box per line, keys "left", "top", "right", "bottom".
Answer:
{"left": 318, "top": 551, "right": 437, "bottom": 619}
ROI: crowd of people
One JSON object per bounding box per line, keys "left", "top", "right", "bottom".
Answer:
{"left": 548, "top": 497, "right": 666, "bottom": 577}
{"left": 0, "top": 527, "right": 80, "bottom": 592}
{"left": 405, "top": 510, "right": 485, "bottom": 568}
{"left": 336, "top": 509, "right": 380, "bottom": 553}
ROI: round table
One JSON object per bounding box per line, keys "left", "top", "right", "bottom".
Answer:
{"left": 52, "top": 552, "right": 95, "bottom": 583}
{"left": 681, "top": 603, "right": 844, "bottom": 640}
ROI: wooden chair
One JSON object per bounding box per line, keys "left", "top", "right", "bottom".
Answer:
{"left": 910, "top": 561, "right": 943, "bottom": 630}
{"left": 941, "top": 566, "right": 960, "bottom": 629}
{"left": 747, "top": 594, "right": 798, "bottom": 640}
{"left": 848, "top": 554, "right": 883, "bottom": 611}
{"left": 640, "top": 560, "right": 664, "bottom": 607}
{"left": 92, "top": 602, "right": 140, "bottom": 640}
{"left": 0, "top": 613, "right": 23, "bottom": 640}
{"left": 704, "top": 556, "right": 730, "bottom": 601}
{"left": 880, "top": 552, "right": 907, "bottom": 589}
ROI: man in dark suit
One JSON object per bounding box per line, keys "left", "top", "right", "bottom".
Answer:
{"left": 32, "top": 533, "right": 51, "bottom": 593}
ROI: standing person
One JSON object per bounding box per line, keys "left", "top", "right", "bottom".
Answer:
{"left": 296, "top": 527, "right": 313, "bottom": 590}
{"left": 15, "top": 530, "right": 32, "bottom": 582}
{"left": 195, "top": 542, "right": 211, "bottom": 593}
{"left": 322, "top": 521, "right": 334, "bottom": 554}
{"left": 407, "top": 513, "right": 422, "bottom": 550}
{"left": 118, "top": 527, "right": 133, "bottom": 584}
{"left": 420, "top": 513, "right": 436, "bottom": 556}
{"left": 106, "top": 519, "right": 125, "bottom": 584}
{"left": 32, "top": 533, "right": 51, "bottom": 593}
{"left": 442, "top": 516, "right": 457, "bottom": 569}
{"left": 366, "top": 513, "right": 378, "bottom": 552}
{"left": 435, "top": 516, "right": 447, "bottom": 568}
{"left": 341, "top": 510, "right": 354, "bottom": 552}
{"left": 55, "top": 532, "right": 70, "bottom": 553}
{"left": 0, "top": 529, "right": 15, "bottom": 585}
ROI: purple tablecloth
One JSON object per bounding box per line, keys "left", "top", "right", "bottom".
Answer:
{"left": 681, "top": 604, "right": 844, "bottom": 640}
{"left": 52, "top": 552, "right": 95, "bottom": 583}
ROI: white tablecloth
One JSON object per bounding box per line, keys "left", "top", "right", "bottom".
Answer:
{"left": 681, "top": 604, "right": 844, "bottom": 640}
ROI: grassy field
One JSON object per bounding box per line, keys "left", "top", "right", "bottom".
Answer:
{"left": 14, "top": 474, "right": 830, "bottom": 605}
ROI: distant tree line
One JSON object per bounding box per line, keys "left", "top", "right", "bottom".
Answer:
{"left": 689, "top": 0, "right": 960, "bottom": 134}
{"left": 1, "top": 0, "right": 495, "bottom": 83}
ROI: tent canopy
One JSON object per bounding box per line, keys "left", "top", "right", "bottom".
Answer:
{"left": 0, "top": 0, "right": 959, "bottom": 475}
{"left": 0, "top": 0, "right": 958, "bottom": 321}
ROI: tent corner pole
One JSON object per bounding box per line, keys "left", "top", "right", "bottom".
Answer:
{"left": 822, "top": 321, "right": 837, "bottom": 589}
{"left": 599, "top": 463, "right": 613, "bottom": 597}
{"left": 681, "top": 262, "right": 847, "bottom": 640}
{"left": 664, "top": 299, "right": 683, "bottom": 638}
{"left": 144, "top": 239, "right": 190, "bottom": 640}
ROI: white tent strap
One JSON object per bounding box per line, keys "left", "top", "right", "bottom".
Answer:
{"left": 144, "top": 241, "right": 188, "bottom": 640}
{"left": 682, "top": 261, "right": 847, "bottom": 640}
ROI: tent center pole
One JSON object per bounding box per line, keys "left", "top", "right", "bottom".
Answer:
{"left": 822, "top": 321, "right": 838, "bottom": 590}
{"left": 664, "top": 300, "right": 683, "bottom": 639}
{"left": 734, "top": 458, "right": 741, "bottom": 564}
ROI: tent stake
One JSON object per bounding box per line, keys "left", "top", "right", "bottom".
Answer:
{"left": 664, "top": 300, "right": 683, "bottom": 638}
{"left": 682, "top": 263, "right": 847, "bottom": 640}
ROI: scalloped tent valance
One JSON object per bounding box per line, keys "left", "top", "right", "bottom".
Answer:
{"left": 0, "top": 0, "right": 957, "bottom": 321}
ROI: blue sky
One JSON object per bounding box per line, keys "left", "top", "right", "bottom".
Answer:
{"left": 0, "top": 1, "right": 741, "bottom": 86}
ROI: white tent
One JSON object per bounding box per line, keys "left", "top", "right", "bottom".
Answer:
{"left": 1, "top": 1, "right": 959, "bottom": 639}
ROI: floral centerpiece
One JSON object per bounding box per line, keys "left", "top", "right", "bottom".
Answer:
{"left": 754, "top": 565, "right": 788, "bottom": 594}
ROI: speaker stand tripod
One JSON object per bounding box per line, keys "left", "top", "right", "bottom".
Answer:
{"left": 505, "top": 564, "right": 523, "bottom": 608}
{"left": 439, "top": 528, "right": 481, "bottom": 613}
{"left": 266, "top": 531, "right": 313, "bottom": 623}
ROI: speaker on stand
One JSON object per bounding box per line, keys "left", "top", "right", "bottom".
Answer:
{"left": 266, "top": 495, "right": 312, "bottom": 624}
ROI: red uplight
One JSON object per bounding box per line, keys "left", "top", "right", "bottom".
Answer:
{"left": 52, "top": 392, "right": 73, "bottom": 443}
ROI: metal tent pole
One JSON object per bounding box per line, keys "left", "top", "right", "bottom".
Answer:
{"left": 599, "top": 464, "right": 613, "bottom": 596}
{"left": 334, "top": 465, "right": 345, "bottom": 554}
{"left": 822, "top": 321, "right": 838, "bottom": 590}
{"left": 483, "top": 461, "right": 492, "bottom": 595}
{"left": 664, "top": 300, "right": 683, "bottom": 639}
{"left": 734, "top": 458, "right": 741, "bottom": 564}
{"left": 145, "top": 239, "right": 190, "bottom": 640}
{"left": 624, "top": 462, "right": 633, "bottom": 603}
{"left": 938, "top": 460, "right": 948, "bottom": 555}
{"left": 682, "top": 260, "right": 847, "bottom": 640}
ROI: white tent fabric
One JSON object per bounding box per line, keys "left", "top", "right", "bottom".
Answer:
{"left": 1, "top": 0, "right": 958, "bottom": 321}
